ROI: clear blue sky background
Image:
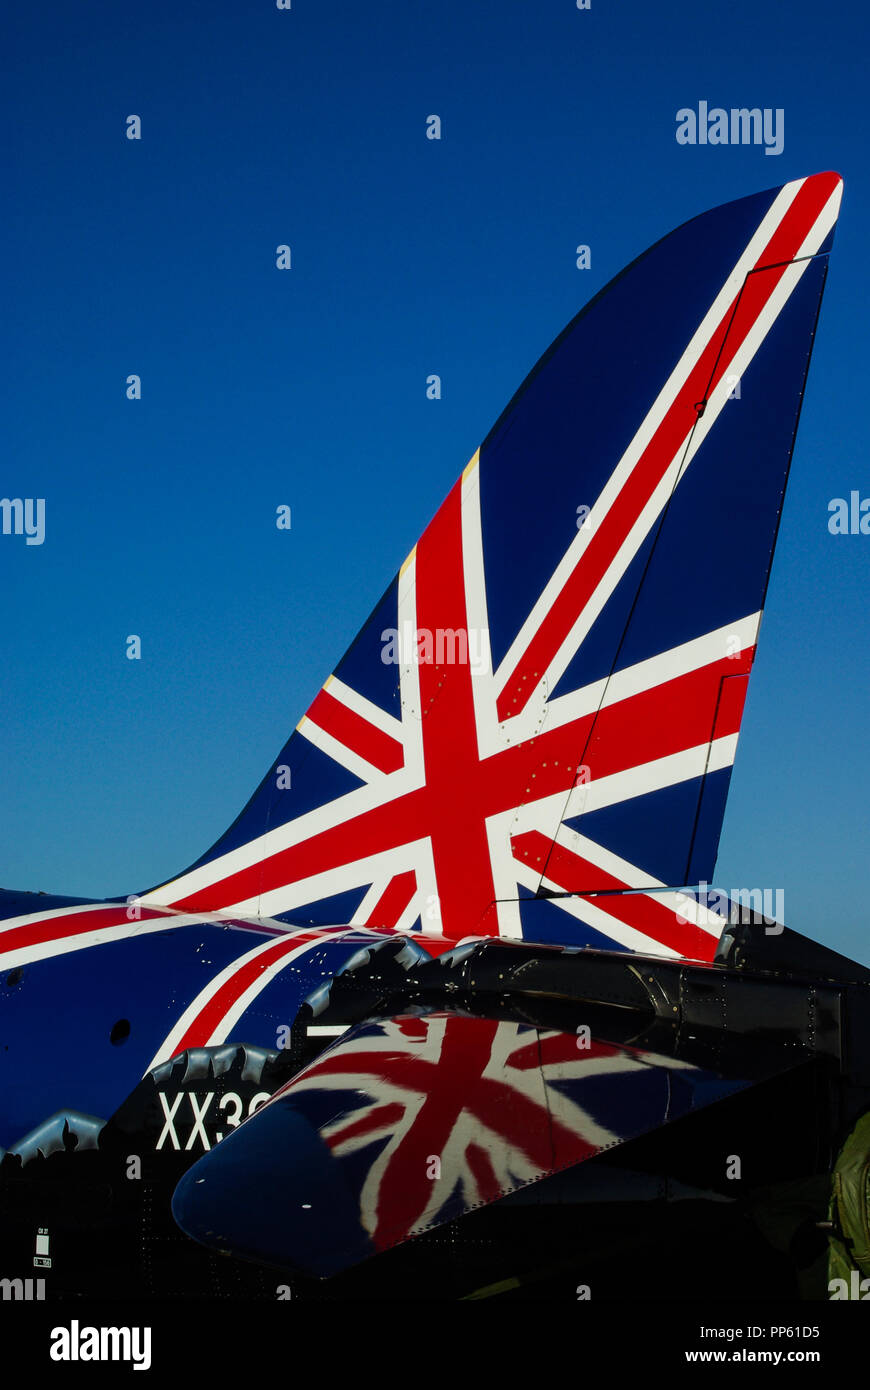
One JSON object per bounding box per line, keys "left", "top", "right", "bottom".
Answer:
{"left": 4, "top": 1, "right": 869, "bottom": 962}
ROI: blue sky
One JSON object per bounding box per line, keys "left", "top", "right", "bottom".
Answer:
{"left": 4, "top": 0, "right": 870, "bottom": 962}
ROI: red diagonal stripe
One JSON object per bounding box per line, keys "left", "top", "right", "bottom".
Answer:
{"left": 171, "top": 930, "right": 321, "bottom": 1056}
{"left": 0, "top": 904, "right": 174, "bottom": 953}
{"left": 512, "top": 830, "right": 716, "bottom": 959}
{"left": 363, "top": 870, "right": 418, "bottom": 927}
{"left": 496, "top": 173, "right": 838, "bottom": 722}
{"left": 306, "top": 687, "right": 404, "bottom": 774}
{"left": 326, "top": 1101, "right": 405, "bottom": 1151}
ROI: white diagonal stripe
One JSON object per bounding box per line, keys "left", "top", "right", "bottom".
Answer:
{"left": 326, "top": 675, "right": 405, "bottom": 743}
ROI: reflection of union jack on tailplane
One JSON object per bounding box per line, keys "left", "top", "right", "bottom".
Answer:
{"left": 3, "top": 171, "right": 869, "bottom": 1300}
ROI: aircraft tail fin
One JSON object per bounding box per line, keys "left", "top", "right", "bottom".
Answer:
{"left": 144, "top": 173, "right": 842, "bottom": 961}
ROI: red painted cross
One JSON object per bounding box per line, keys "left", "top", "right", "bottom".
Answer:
{"left": 171, "top": 478, "right": 751, "bottom": 953}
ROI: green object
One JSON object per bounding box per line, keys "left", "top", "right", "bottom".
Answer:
{"left": 828, "top": 1111, "right": 870, "bottom": 1298}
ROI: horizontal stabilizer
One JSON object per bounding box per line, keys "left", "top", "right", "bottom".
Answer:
{"left": 172, "top": 1007, "right": 806, "bottom": 1276}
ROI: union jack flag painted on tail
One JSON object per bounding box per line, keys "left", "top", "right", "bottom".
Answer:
{"left": 142, "top": 173, "right": 842, "bottom": 962}
{"left": 0, "top": 174, "right": 846, "bottom": 1295}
